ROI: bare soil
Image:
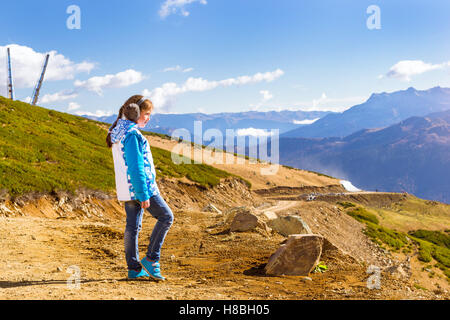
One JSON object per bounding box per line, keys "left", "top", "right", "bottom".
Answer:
{"left": 0, "top": 178, "right": 448, "bottom": 300}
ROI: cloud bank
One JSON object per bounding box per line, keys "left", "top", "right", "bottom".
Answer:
{"left": 0, "top": 44, "right": 95, "bottom": 89}
{"left": 383, "top": 60, "right": 450, "bottom": 81}
{"left": 74, "top": 69, "right": 145, "bottom": 95}
{"left": 143, "top": 69, "right": 284, "bottom": 112}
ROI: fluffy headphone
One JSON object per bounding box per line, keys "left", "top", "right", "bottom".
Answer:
{"left": 123, "top": 103, "right": 140, "bottom": 122}
{"left": 122, "top": 97, "right": 147, "bottom": 122}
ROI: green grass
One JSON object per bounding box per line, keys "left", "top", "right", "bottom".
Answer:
{"left": 408, "top": 230, "right": 450, "bottom": 249}
{"left": 346, "top": 207, "right": 380, "bottom": 225}
{"left": 364, "top": 222, "right": 409, "bottom": 250}
{"left": 0, "top": 97, "right": 244, "bottom": 198}
{"left": 337, "top": 201, "right": 356, "bottom": 209}
{"left": 414, "top": 283, "right": 428, "bottom": 291}
{"left": 343, "top": 203, "right": 450, "bottom": 280}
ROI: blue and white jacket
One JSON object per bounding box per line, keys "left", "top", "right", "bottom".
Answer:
{"left": 110, "top": 118, "right": 160, "bottom": 202}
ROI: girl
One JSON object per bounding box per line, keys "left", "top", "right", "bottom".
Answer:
{"left": 106, "top": 95, "right": 174, "bottom": 280}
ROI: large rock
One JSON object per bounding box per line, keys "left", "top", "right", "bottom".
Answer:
{"left": 265, "top": 234, "right": 324, "bottom": 276}
{"left": 230, "top": 210, "right": 259, "bottom": 232}
{"left": 229, "top": 209, "right": 271, "bottom": 236}
{"left": 267, "top": 215, "right": 312, "bottom": 237}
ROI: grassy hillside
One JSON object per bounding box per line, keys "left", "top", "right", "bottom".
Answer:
{"left": 0, "top": 96, "right": 239, "bottom": 199}
{"left": 337, "top": 201, "right": 450, "bottom": 281}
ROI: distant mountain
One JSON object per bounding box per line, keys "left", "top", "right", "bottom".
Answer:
{"left": 82, "top": 110, "right": 333, "bottom": 138}
{"left": 275, "top": 109, "right": 450, "bottom": 203}
{"left": 281, "top": 86, "right": 450, "bottom": 138}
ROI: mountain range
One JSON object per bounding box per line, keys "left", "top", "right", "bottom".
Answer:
{"left": 81, "top": 86, "right": 450, "bottom": 203}
{"left": 281, "top": 86, "right": 450, "bottom": 138}
{"left": 83, "top": 110, "right": 332, "bottom": 138}
{"left": 273, "top": 109, "right": 450, "bottom": 203}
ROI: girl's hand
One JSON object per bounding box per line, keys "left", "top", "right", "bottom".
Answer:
{"left": 141, "top": 200, "right": 150, "bottom": 209}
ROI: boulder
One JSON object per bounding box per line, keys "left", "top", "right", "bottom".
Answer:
{"left": 230, "top": 211, "right": 259, "bottom": 232}
{"left": 265, "top": 234, "right": 324, "bottom": 276}
{"left": 267, "top": 215, "right": 312, "bottom": 237}
{"left": 226, "top": 207, "right": 272, "bottom": 236}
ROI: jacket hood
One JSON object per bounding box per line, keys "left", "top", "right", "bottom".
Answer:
{"left": 109, "top": 119, "right": 137, "bottom": 144}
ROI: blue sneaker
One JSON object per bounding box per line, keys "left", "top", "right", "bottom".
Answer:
{"left": 128, "top": 268, "right": 150, "bottom": 279}
{"left": 141, "top": 257, "right": 165, "bottom": 281}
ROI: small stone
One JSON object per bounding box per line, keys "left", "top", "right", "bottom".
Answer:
{"left": 56, "top": 266, "right": 63, "bottom": 272}
{"left": 202, "top": 203, "right": 222, "bottom": 214}
{"left": 301, "top": 277, "right": 312, "bottom": 282}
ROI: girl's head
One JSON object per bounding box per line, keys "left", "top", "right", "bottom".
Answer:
{"left": 106, "top": 95, "right": 154, "bottom": 148}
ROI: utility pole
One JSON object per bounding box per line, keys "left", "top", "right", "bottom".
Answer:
{"left": 6, "top": 48, "right": 14, "bottom": 100}
{"left": 31, "top": 54, "right": 50, "bottom": 106}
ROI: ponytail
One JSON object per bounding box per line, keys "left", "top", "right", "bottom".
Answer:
{"left": 106, "top": 105, "right": 125, "bottom": 148}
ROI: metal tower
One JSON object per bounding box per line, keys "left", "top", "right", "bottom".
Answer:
{"left": 31, "top": 54, "right": 50, "bottom": 106}
{"left": 6, "top": 48, "right": 14, "bottom": 100}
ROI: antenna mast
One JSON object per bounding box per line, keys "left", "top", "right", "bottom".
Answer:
{"left": 6, "top": 48, "right": 14, "bottom": 100}
{"left": 31, "top": 54, "right": 50, "bottom": 106}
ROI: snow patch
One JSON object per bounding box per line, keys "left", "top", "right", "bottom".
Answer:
{"left": 293, "top": 118, "right": 320, "bottom": 125}
{"left": 340, "top": 180, "right": 361, "bottom": 192}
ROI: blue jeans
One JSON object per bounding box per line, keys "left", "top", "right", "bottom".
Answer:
{"left": 124, "top": 194, "right": 174, "bottom": 271}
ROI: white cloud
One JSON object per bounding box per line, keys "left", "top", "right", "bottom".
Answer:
{"left": 74, "top": 69, "right": 145, "bottom": 95}
{"left": 248, "top": 90, "right": 274, "bottom": 111}
{"left": 260, "top": 90, "right": 273, "bottom": 102}
{"left": 39, "top": 90, "right": 78, "bottom": 104}
{"left": 293, "top": 118, "right": 320, "bottom": 125}
{"left": 0, "top": 44, "right": 95, "bottom": 89}
{"left": 67, "top": 102, "right": 81, "bottom": 111}
{"left": 182, "top": 67, "right": 194, "bottom": 73}
{"left": 74, "top": 109, "right": 114, "bottom": 117}
{"left": 159, "top": 0, "right": 207, "bottom": 19}
{"left": 163, "top": 65, "right": 194, "bottom": 73}
{"left": 236, "top": 128, "right": 276, "bottom": 137}
{"left": 313, "top": 92, "right": 328, "bottom": 108}
{"left": 383, "top": 60, "right": 450, "bottom": 81}
{"left": 143, "top": 69, "right": 284, "bottom": 112}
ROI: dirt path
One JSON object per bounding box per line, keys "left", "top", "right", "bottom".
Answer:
{"left": 254, "top": 200, "right": 299, "bottom": 215}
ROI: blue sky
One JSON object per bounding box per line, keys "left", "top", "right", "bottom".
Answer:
{"left": 1, "top": 0, "right": 450, "bottom": 116}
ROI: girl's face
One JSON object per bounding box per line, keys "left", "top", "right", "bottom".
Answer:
{"left": 137, "top": 109, "right": 152, "bottom": 128}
